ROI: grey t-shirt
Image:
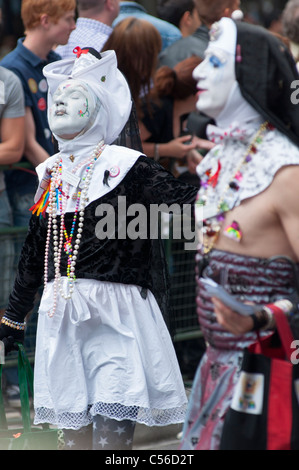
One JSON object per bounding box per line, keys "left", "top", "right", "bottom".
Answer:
{"left": 0, "top": 66, "right": 25, "bottom": 191}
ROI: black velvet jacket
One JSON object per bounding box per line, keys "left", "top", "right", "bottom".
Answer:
{"left": 6, "top": 156, "right": 198, "bottom": 322}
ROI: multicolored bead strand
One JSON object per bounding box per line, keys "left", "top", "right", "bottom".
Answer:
{"left": 44, "top": 140, "right": 106, "bottom": 317}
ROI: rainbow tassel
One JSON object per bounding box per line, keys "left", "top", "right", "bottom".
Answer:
{"left": 30, "top": 179, "right": 51, "bottom": 217}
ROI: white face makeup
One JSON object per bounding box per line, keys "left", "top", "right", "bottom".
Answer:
{"left": 48, "top": 79, "right": 96, "bottom": 139}
{"left": 193, "top": 45, "right": 236, "bottom": 120}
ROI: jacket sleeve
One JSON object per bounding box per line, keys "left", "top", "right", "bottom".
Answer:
{"left": 129, "top": 156, "right": 199, "bottom": 209}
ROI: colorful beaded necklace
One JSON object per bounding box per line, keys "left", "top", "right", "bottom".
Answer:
{"left": 44, "top": 140, "right": 106, "bottom": 317}
{"left": 196, "top": 121, "right": 274, "bottom": 254}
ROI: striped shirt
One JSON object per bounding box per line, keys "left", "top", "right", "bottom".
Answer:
{"left": 55, "top": 17, "right": 113, "bottom": 59}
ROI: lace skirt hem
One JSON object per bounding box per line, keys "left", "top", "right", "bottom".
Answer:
{"left": 34, "top": 402, "right": 188, "bottom": 430}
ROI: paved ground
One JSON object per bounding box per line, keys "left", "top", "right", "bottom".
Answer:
{"left": 133, "top": 422, "right": 183, "bottom": 451}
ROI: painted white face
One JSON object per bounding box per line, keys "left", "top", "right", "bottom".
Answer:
{"left": 192, "top": 45, "right": 236, "bottom": 120}
{"left": 48, "top": 79, "right": 96, "bottom": 139}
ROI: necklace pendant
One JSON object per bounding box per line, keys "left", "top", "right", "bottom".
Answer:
{"left": 69, "top": 154, "right": 75, "bottom": 162}
{"left": 224, "top": 220, "right": 242, "bottom": 242}
{"left": 64, "top": 241, "right": 73, "bottom": 255}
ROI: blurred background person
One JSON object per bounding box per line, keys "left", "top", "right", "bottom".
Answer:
{"left": 0, "top": 66, "right": 25, "bottom": 406}
{"left": 282, "top": 0, "right": 299, "bottom": 70}
{"left": 113, "top": 1, "right": 182, "bottom": 51}
{"left": 159, "top": 0, "right": 241, "bottom": 68}
{"left": 0, "top": 67, "right": 25, "bottom": 312}
{"left": 156, "top": 0, "right": 201, "bottom": 38}
{"left": 139, "top": 55, "right": 213, "bottom": 178}
{"left": 158, "top": 0, "right": 242, "bottom": 154}
{"left": 56, "top": 0, "right": 120, "bottom": 59}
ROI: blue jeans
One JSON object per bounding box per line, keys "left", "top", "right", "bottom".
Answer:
{"left": 7, "top": 190, "right": 35, "bottom": 227}
{"left": 0, "top": 190, "right": 15, "bottom": 308}
{"left": 5, "top": 185, "right": 35, "bottom": 269}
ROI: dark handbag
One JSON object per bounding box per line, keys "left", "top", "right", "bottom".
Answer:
{"left": 220, "top": 306, "right": 299, "bottom": 450}
{"left": 0, "top": 343, "right": 59, "bottom": 450}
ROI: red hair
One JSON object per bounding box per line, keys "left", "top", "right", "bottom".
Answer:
{"left": 21, "top": 0, "right": 76, "bottom": 30}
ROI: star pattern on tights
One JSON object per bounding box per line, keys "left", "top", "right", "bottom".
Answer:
{"left": 64, "top": 416, "right": 136, "bottom": 449}
{"left": 66, "top": 439, "right": 75, "bottom": 448}
{"left": 115, "top": 426, "right": 126, "bottom": 435}
{"left": 98, "top": 436, "right": 108, "bottom": 448}
{"left": 96, "top": 420, "right": 134, "bottom": 448}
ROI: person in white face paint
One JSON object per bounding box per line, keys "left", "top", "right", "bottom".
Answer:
{"left": 48, "top": 80, "right": 97, "bottom": 139}
{"left": 180, "top": 17, "right": 299, "bottom": 450}
{"left": 193, "top": 45, "right": 236, "bottom": 120}
{"left": 0, "top": 47, "right": 199, "bottom": 450}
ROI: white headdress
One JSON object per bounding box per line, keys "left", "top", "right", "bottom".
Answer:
{"left": 43, "top": 48, "right": 132, "bottom": 146}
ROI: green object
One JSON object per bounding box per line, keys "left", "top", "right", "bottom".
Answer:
{"left": 0, "top": 344, "right": 58, "bottom": 450}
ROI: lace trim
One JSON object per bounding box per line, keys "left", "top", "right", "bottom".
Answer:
{"left": 34, "top": 402, "right": 187, "bottom": 430}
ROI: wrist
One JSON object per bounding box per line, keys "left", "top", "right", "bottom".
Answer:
{"left": 250, "top": 299, "right": 293, "bottom": 331}
{"left": 250, "top": 309, "right": 270, "bottom": 331}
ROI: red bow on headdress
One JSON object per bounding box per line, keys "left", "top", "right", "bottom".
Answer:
{"left": 73, "top": 47, "right": 89, "bottom": 58}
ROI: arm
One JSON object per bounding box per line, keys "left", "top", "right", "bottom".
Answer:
{"left": 0, "top": 116, "right": 25, "bottom": 165}
{"left": 274, "top": 165, "right": 299, "bottom": 261}
{"left": 139, "top": 121, "right": 214, "bottom": 161}
{"left": 0, "top": 70, "right": 25, "bottom": 164}
{"left": 24, "top": 107, "right": 50, "bottom": 167}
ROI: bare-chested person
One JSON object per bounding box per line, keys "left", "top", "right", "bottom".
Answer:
{"left": 180, "top": 17, "right": 299, "bottom": 450}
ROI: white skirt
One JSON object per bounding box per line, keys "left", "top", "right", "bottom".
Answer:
{"left": 33, "top": 278, "right": 187, "bottom": 430}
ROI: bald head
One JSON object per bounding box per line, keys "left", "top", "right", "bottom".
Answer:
{"left": 76, "top": 0, "right": 119, "bottom": 24}
{"left": 77, "top": 0, "right": 106, "bottom": 14}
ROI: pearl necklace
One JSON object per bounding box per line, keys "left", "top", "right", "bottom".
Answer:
{"left": 44, "top": 140, "right": 106, "bottom": 317}
{"left": 196, "top": 121, "right": 273, "bottom": 254}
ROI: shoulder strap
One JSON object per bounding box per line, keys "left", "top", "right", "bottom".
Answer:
{"left": 272, "top": 305, "right": 295, "bottom": 361}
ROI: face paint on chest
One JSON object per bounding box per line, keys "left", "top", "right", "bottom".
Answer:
{"left": 192, "top": 45, "right": 236, "bottom": 120}
{"left": 48, "top": 79, "right": 97, "bottom": 139}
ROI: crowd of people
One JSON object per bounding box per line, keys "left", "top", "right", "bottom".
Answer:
{"left": 0, "top": 0, "right": 299, "bottom": 452}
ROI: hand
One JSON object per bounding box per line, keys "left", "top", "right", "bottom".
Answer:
{"left": 165, "top": 135, "right": 197, "bottom": 159}
{"left": 0, "top": 323, "right": 24, "bottom": 355}
{"left": 192, "top": 136, "right": 215, "bottom": 154}
{"left": 186, "top": 137, "right": 215, "bottom": 173}
{"left": 212, "top": 297, "right": 254, "bottom": 335}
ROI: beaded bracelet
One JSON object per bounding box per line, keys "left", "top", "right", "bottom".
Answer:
{"left": 1, "top": 316, "right": 26, "bottom": 331}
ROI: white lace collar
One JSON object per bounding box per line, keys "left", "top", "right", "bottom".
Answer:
{"left": 196, "top": 121, "right": 299, "bottom": 221}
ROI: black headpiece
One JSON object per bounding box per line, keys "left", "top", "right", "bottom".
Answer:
{"left": 235, "top": 21, "right": 299, "bottom": 146}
